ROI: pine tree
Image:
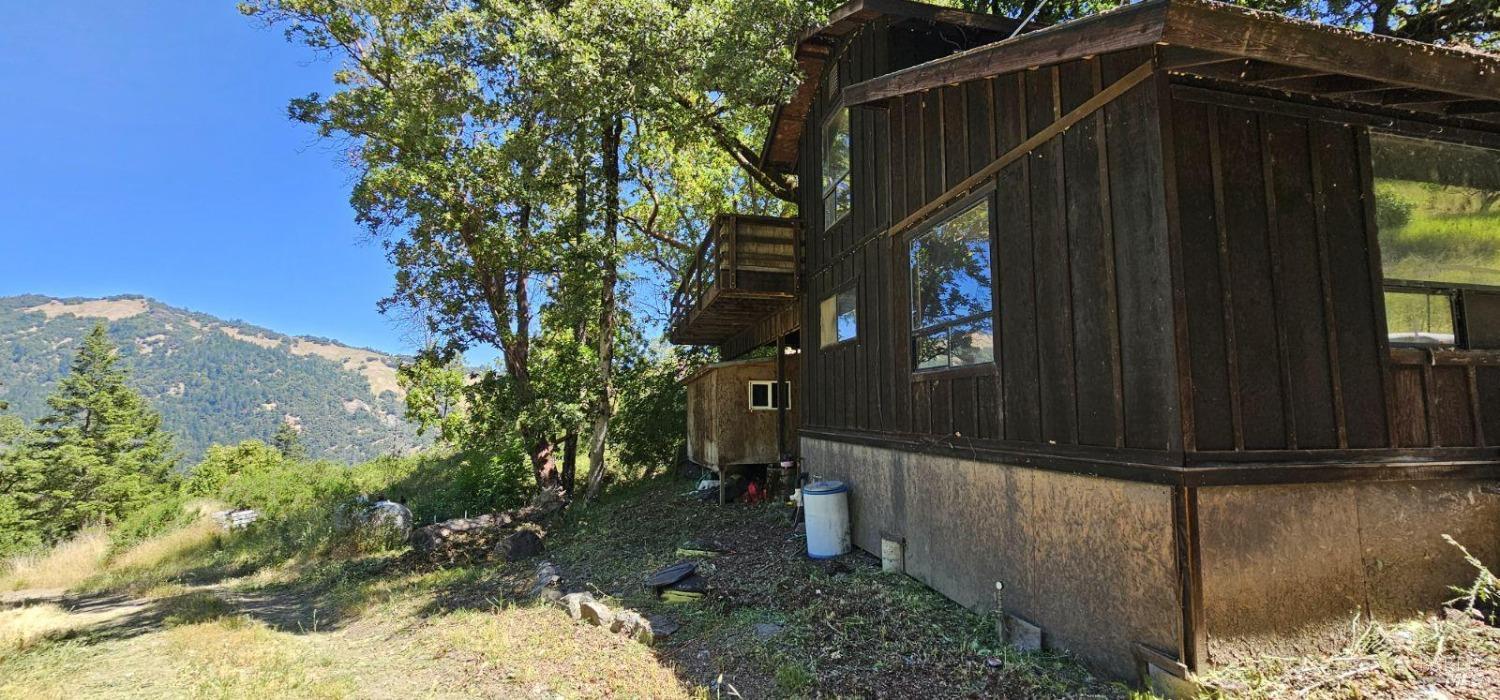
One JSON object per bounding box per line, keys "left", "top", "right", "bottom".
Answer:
{"left": 25, "top": 323, "right": 177, "bottom": 540}
{"left": 272, "top": 420, "right": 305, "bottom": 461}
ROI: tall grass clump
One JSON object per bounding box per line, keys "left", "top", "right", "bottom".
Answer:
{"left": 0, "top": 527, "right": 110, "bottom": 592}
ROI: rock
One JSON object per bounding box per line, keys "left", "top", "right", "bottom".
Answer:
{"left": 528, "top": 561, "right": 562, "bottom": 599}
{"left": 614, "top": 611, "right": 652, "bottom": 644}
{"left": 753, "top": 622, "right": 783, "bottom": 640}
{"left": 411, "top": 495, "right": 566, "bottom": 564}
{"left": 646, "top": 614, "right": 679, "bottom": 639}
{"left": 211, "top": 508, "right": 259, "bottom": 530}
{"left": 535, "top": 561, "right": 561, "bottom": 585}
{"left": 497, "top": 528, "right": 545, "bottom": 561}
{"left": 579, "top": 599, "right": 614, "bottom": 628}
{"left": 367, "top": 501, "right": 414, "bottom": 540}
{"left": 558, "top": 592, "right": 595, "bottom": 620}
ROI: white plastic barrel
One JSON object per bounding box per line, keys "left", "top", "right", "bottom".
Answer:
{"left": 804, "top": 480, "right": 851, "bottom": 559}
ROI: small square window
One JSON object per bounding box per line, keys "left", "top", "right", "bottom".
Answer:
{"left": 820, "top": 288, "right": 857, "bottom": 348}
{"left": 749, "top": 380, "right": 791, "bottom": 411}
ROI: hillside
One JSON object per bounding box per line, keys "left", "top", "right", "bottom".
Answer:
{"left": 0, "top": 294, "right": 425, "bottom": 463}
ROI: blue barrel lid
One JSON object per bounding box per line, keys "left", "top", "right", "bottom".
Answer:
{"left": 804, "top": 480, "right": 848, "bottom": 495}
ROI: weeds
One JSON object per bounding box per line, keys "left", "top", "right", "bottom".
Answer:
{"left": 0, "top": 527, "right": 110, "bottom": 592}
{"left": 1445, "top": 535, "right": 1498, "bottom": 626}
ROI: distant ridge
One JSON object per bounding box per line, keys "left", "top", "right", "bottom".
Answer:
{"left": 0, "top": 294, "right": 427, "bottom": 463}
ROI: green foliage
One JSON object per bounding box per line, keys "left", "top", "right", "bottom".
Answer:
{"left": 188, "top": 441, "right": 347, "bottom": 517}
{"left": 1, "top": 325, "right": 180, "bottom": 551}
{"left": 611, "top": 346, "right": 707, "bottom": 473}
{"left": 1375, "top": 186, "right": 1414, "bottom": 232}
{"left": 271, "top": 421, "right": 305, "bottom": 461}
{"left": 110, "top": 493, "right": 195, "bottom": 549}
{"left": 0, "top": 295, "right": 425, "bottom": 464}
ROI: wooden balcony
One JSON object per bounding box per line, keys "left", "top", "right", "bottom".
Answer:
{"left": 669, "top": 214, "right": 799, "bottom": 346}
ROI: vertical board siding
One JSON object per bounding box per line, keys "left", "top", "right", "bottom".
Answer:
{"left": 1028, "top": 66, "right": 1080, "bottom": 445}
{"left": 996, "top": 72, "right": 1042, "bottom": 442}
{"left": 1103, "top": 50, "right": 1178, "bottom": 451}
{"left": 801, "top": 46, "right": 1177, "bottom": 457}
{"left": 1262, "top": 115, "right": 1338, "bottom": 449}
{"left": 1061, "top": 59, "right": 1124, "bottom": 448}
{"left": 1214, "top": 107, "right": 1287, "bottom": 450}
{"left": 1161, "top": 87, "right": 1500, "bottom": 454}
{"left": 1172, "top": 100, "right": 1236, "bottom": 451}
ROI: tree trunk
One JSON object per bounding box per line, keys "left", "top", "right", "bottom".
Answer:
{"left": 584, "top": 115, "right": 623, "bottom": 501}
{"left": 561, "top": 431, "right": 579, "bottom": 496}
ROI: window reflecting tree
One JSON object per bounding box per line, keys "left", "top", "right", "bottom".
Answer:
{"left": 910, "top": 200, "right": 994, "bottom": 369}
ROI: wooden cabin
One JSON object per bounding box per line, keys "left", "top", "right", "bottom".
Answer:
{"left": 670, "top": 0, "right": 1500, "bottom": 684}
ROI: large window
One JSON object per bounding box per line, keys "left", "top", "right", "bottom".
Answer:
{"left": 821, "top": 108, "right": 851, "bottom": 229}
{"left": 909, "top": 198, "right": 994, "bottom": 370}
{"left": 1371, "top": 133, "right": 1500, "bottom": 346}
{"left": 820, "top": 288, "right": 857, "bottom": 348}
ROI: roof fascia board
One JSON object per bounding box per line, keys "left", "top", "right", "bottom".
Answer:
{"left": 846, "top": 0, "right": 1500, "bottom": 107}
{"left": 1161, "top": 1, "right": 1500, "bottom": 103}
{"left": 844, "top": 0, "right": 1168, "bottom": 106}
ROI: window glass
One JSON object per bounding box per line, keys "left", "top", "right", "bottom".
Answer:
{"left": 751, "top": 382, "right": 770, "bottom": 409}
{"left": 1384, "top": 289, "right": 1456, "bottom": 346}
{"left": 1371, "top": 134, "right": 1500, "bottom": 345}
{"left": 819, "top": 288, "right": 857, "bottom": 348}
{"left": 822, "top": 108, "right": 851, "bottom": 229}
{"left": 912, "top": 203, "right": 991, "bottom": 327}
{"left": 910, "top": 199, "right": 994, "bottom": 370}
{"left": 1371, "top": 134, "right": 1500, "bottom": 288}
{"left": 748, "top": 381, "right": 791, "bottom": 410}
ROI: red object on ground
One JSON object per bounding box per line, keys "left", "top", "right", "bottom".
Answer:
{"left": 745, "top": 481, "right": 763, "bottom": 504}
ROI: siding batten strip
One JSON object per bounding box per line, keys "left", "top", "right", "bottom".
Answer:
{"left": 888, "top": 61, "right": 1156, "bottom": 237}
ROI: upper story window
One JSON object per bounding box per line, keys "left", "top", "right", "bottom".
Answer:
{"left": 1371, "top": 133, "right": 1500, "bottom": 347}
{"left": 822, "top": 108, "right": 851, "bottom": 230}
{"left": 820, "top": 288, "right": 857, "bottom": 348}
{"left": 910, "top": 197, "right": 994, "bottom": 370}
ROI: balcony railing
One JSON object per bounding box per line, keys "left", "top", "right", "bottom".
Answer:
{"left": 669, "top": 214, "right": 798, "bottom": 346}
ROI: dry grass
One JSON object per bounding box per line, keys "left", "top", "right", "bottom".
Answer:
{"left": 0, "top": 528, "right": 111, "bottom": 592}
{"left": 0, "top": 605, "right": 80, "bottom": 659}
{"left": 164, "top": 617, "right": 355, "bottom": 698}
{"left": 1199, "top": 611, "right": 1500, "bottom": 699}
{"left": 92, "top": 518, "right": 223, "bottom": 593}
{"left": 428, "top": 605, "right": 696, "bottom": 698}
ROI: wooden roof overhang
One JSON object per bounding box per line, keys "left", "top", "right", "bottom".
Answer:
{"left": 841, "top": 0, "right": 1500, "bottom": 129}
{"left": 758, "top": 0, "right": 1024, "bottom": 174}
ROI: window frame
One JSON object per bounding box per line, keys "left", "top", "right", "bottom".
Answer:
{"left": 748, "top": 380, "right": 792, "bottom": 411}
{"left": 904, "top": 187, "right": 997, "bottom": 374}
{"left": 1368, "top": 129, "right": 1500, "bottom": 351}
{"left": 820, "top": 103, "right": 852, "bottom": 231}
{"left": 819, "top": 284, "right": 859, "bottom": 349}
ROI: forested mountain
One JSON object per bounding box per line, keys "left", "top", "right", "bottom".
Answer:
{"left": 0, "top": 294, "right": 425, "bottom": 463}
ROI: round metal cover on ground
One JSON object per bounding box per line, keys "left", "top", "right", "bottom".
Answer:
{"left": 803, "top": 480, "right": 848, "bottom": 495}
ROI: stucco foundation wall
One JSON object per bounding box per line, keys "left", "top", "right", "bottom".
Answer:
{"left": 1199, "top": 480, "right": 1500, "bottom": 665}
{"left": 801, "top": 436, "right": 1182, "bottom": 679}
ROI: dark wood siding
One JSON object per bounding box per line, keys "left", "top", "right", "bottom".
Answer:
{"left": 802, "top": 43, "right": 1179, "bottom": 459}
{"left": 1168, "top": 84, "right": 1500, "bottom": 455}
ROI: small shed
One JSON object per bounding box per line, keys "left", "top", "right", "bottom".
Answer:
{"left": 683, "top": 355, "right": 800, "bottom": 471}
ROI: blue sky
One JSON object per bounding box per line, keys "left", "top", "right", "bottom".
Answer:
{"left": 0, "top": 1, "right": 418, "bottom": 357}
